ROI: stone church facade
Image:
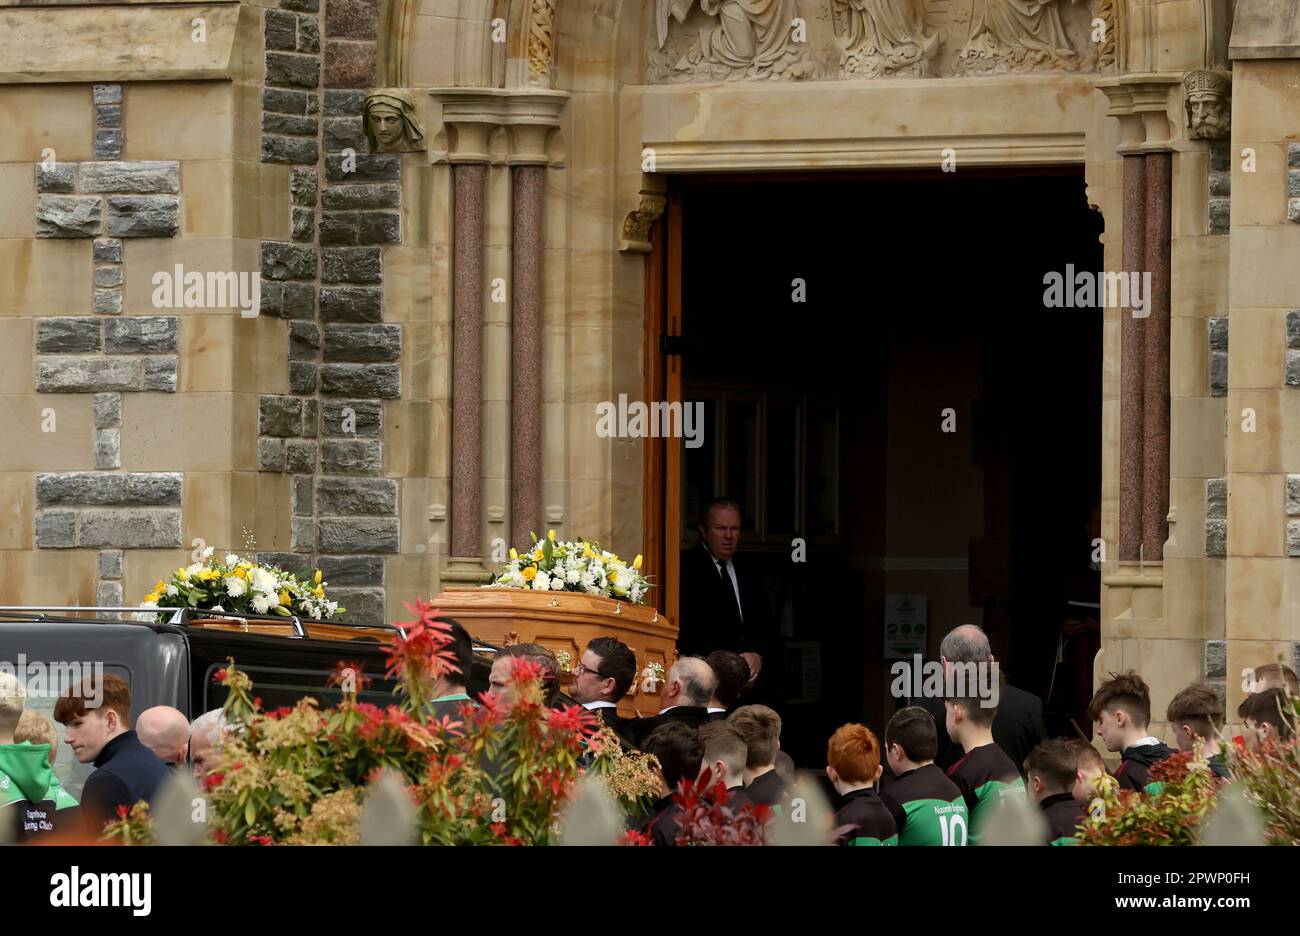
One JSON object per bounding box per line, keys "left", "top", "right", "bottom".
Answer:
{"left": 0, "top": 0, "right": 1297, "bottom": 736}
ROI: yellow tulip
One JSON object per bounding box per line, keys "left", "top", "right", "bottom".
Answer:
{"left": 548, "top": 529, "right": 556, "bottom": 541}
{"left": 177, "top": 567, "right": 190, "bottom": 582}
{"left": 314, "top": 569, "right": 323, "bottom": 585}
{"left": 534, "top": 548, "right": 544, "bottom": 561}
{"left": 313, "top": 585, "right": 325, "bottom": 598}
{"left": 509, "top": 547, "right": 518, "bottom": 560}
{"left": 278, "top": 590, "right": 291, "bottom": 605}
{"left": 633, "top": 554, "right": 643, "bottom": 570}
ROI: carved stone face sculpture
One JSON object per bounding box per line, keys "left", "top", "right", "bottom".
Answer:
{"left": 1184, "top": 71, "right": 1231, "bottom": 140}
{"left": 368, "top": 104, "right": 405, "bottom": 150}
{"left": 362, "top": 89, "right": 427, "bottom": 154}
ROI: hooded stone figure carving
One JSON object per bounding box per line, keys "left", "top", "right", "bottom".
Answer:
{"left": 364, "top": 89, "right": 427, "bottom": 153}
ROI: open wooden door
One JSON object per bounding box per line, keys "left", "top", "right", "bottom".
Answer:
{"left": 642, "top": 184, "right": 684, "bottom": 635}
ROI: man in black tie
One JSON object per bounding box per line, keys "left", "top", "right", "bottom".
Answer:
{"left": 677, "top": 498, "right": 774, "bottom": 697}
{"left": 571, "top": 637, "right": 638, "bottom": 748}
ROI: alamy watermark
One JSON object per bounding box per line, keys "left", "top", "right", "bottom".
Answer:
{"left": 0, "top": 656, "right": 105, "bottom": 705}
{"left": 889, "top": 655, "right": 1000, "bottom": 708}
{"left": 1042, "top": 265, "right": 1152, "bottom": 318}
{"left": 151, "top": 264, "right": 261, "bottom": 317}
{"left": 595, "top": 394, "right": 704, "bottom": 450}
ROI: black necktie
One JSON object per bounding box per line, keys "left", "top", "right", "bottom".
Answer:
{"left": 717, "top": 560, "right": 740, "bottom": 619}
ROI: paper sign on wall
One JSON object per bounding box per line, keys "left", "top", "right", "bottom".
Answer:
{"left": 884, "top": 595, "right": 927, "bottom": 660}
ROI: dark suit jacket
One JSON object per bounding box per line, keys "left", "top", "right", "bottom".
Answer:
{"left": 626, "top": 705, "right": 712, "bottom": 749}
{"left": 676, "top": 542, "right": 774, "bottom": 662}
{"left": 80, "top": 730, "right": 168, "bottom": 836}
{"left": 587, "top": 704, "right": 638, "bottom": 749}
{"left": 915, "top": 682, "right": 1047, "bottom": 774}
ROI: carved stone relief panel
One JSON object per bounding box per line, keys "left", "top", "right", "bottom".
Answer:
{"left": 646, "top": 0, "right": 1106, "bottom": 82}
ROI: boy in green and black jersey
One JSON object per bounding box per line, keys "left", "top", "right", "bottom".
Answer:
{"left": 878, "top": 707, "right": 969, "bottom": 846}
{"left": 944, "top": 695, "right": 1025, "bottom": 842}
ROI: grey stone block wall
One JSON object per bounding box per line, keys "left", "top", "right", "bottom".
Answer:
{"left": 1288, "top": 144, "right": 1300, "bottom": 224}
{"left": 1287, "top": 475, "right": 1300, "bottom": 557}
{"left": 1288, "top": 311, "right": 1300, "bottom": 388}
{"left": 1208, "top": 316, "right": 1227, "bottom": 397}
{"left": 1206, "top": 477, "right": 1226, "bottom": 557}
{"left": 34, "top": 472, "right": 183, "bottom": 549}
{"left": 1208, "top": 141, "right": 1230, "bottom": 236}
{"left": 255, "top": 0, "right": 394, "bottom": 625}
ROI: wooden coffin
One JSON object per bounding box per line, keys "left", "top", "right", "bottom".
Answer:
{"left": 431, "top": 586, "right": 679, "bottom": 718}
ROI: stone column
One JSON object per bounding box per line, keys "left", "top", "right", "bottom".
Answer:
{"left": 1120, "top": 154, "right": 1147, "bottom": 562}
{"left": 447, "top": 161, "right": 488, "bottom": 576}
{"left": 430, "top": 89, "right": 568, "bottom": 581}
{"left": 1141, "top": 152, "right": 1172, "bottom": 561}
{"left": 511, "top": 164, "right": 544, "bottom": 548}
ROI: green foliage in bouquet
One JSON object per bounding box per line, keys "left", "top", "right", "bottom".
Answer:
{"left": 1077, "top": 751, "right": 1221, "bottom": 846}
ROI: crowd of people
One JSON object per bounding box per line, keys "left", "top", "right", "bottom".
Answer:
{"left": 0, "top": 670, "right": 224, "bottom": 842}
{"left": 2, "top": 612, "right": 1297, "bottom": 845}
{"left": 550, "top": 622, "right": 1300, "bottom": 846}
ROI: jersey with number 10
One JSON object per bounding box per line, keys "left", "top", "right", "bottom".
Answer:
{"left": 880, "top": 764, "right": 970, "bottom": 846}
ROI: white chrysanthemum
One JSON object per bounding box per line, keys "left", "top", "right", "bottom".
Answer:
{"left": 250, "top": 568, "right": 278, "bottom": 595}
{"left": 251, "top": 593, "right": 274, "bottom": 614}
{"left": 185, "top": 563, "right": 203, "bottom": 577}
{"left": 201, "top": 546, "right": 215, "bottom": 560}
{"left": 224, "top": 576, "right": 247, "bottom": 598}
{"left": 534, "top": 571, "right": 551, "bottom": 591}
{"left": 565, "top": 567, "right": 581, "bottom": 584}
{"left": 164, "top": 584, "right": 179, "bottom": 597}
{"left": 225, "top": 553, "right": 242, "bottom": 568}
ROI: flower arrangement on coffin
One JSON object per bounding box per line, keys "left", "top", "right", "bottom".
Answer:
{"left": 492, "top": 530, "right": 652, "bottom": 604}
{"left": 1076, "top": 751, "right": 1222, "bottom": 846}
{"left": 140, "top": 546, "right": 343, "bottom": 624}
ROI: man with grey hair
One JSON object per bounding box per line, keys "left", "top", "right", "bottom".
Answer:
{"left": 136, "top": 706, "right": 190, "bottom": 769}
{"left": 188, "top": 709, "right": 226, "bottom": 780}
{"left": 915, "top": 624, "right": 1046, "bottom": 773}
{"left": 628, "top": 656, "right": 716, "bottom": 748}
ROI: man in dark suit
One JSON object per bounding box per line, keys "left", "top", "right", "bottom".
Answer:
{"left": 627, "top": 656, "right": 716, "bottom": 748}
{"left": 677, "top": 498, "right": 775, "bottom": 697}
{"left": 914, "top": 624, "right": 1046, "bottom": 773}
{"left": 571, "top": 636, "right": 638, "bottom": 747}
{"left": 428, "top": 618, "right": 481, "bottom": 726}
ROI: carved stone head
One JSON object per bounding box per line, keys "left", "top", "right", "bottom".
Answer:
{"left": 1184, "top": 70, "right": 1231, "bottom": 140}
{"left": 363, "top": 89, "right": 427, "bottom": 153}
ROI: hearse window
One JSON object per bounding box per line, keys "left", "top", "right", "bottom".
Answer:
{"left": 18, "top": 664, "right": 131, "bottom": 802}
{"left": 203, "top": 663, "right": 399, "bottom": 713}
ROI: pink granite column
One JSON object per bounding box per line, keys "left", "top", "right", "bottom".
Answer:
{"left": 1141, "top": 152, "right": 1172, "bottom": 561}
{"left": 1120, "top": 155, "right": 1147, "bottom": 562}
{"left": 451, "top": 164, "right": 487, "bottom": 561}
{"left": 511, "top": 165, "right": 544, "bottom": 549}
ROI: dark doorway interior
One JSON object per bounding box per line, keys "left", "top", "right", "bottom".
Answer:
{"left": 675, "top": 170, "right": 1104, "bottom": 767}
